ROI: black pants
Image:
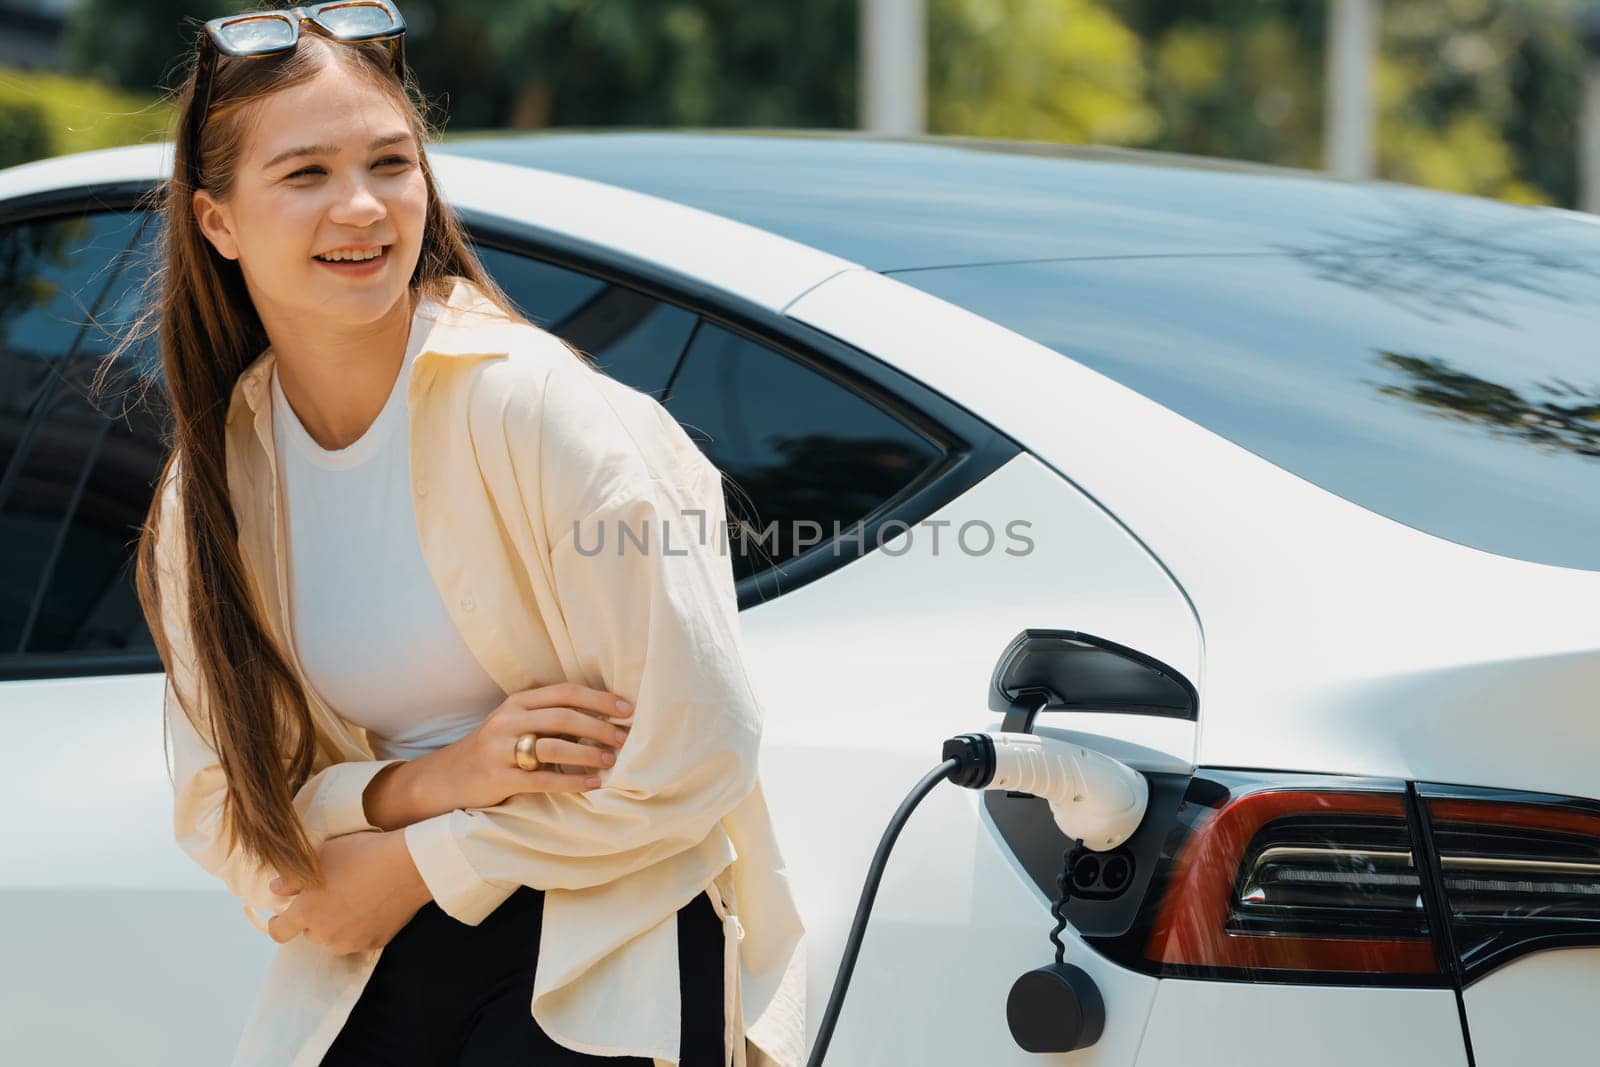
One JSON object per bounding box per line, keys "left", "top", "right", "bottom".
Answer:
{"left": 321, "top": 885, "right": 726, "bottom": 1065}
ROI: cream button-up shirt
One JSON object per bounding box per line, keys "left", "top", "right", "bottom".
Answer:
{"left": 154, "top": 276, "right": 807, "bottom": 1067}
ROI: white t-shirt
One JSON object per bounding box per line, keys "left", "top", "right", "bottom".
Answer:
{"left": 270, "top": 332, "right": 505, "bottom": 761}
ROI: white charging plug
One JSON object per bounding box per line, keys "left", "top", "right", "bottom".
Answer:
{"left": 985, "top": 731, "right": 1149, "bottom": 851}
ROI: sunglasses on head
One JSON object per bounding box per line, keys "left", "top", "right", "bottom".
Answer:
{"left": 186, "top": 1, "right": 408, "bottom": 190}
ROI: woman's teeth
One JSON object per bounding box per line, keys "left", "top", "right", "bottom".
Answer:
{"left": 316, "top": 247, "right": 384, "bottom": 262}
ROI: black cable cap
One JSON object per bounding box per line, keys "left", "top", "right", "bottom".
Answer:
{"left": 1006, "top": 962, "right": 1105, "bottom": 1053}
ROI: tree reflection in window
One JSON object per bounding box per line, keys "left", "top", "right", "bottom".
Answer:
{"left": 1372, "top": 351, "right": 1600, "bottom": 460}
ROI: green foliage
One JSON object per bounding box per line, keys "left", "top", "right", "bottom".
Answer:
{"left": 65, "top": 0, "right": 858, "bottom": 132}
{"left": 421, "top": 0, "right": 858, "bottom": 130}
{"left": 10, "top": 0, "right": 1588, "bottom": 210}
{"left": 1113, "top": 0, "right": 1580, "bottom": 205}
{"left": 0, "top": 65, "right": 173, "bottom": 167}
{"left": 0, "top": 97, "right": 51, "bottom": 170}
{"left": 929, "top": 0, "right": 1157, "bottom": 144}
{"left": 1140, "top": 11, "right": 1325, "bottom": 168}
{"left": 64, "top": 0, "right": 230, "bottom": 93}
{"left": 1378, "top": 0, "right": 1582, "bottom": 205}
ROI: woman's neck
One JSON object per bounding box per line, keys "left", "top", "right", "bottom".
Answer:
{"left": 264, "top": 290, "right": 416, "bottom": 452}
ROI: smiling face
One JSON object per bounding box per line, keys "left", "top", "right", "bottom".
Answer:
{"left": 191, "top": 56, "right": 428, "bottom": 334}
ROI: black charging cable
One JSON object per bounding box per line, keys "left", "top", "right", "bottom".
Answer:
{"left": 804, "top": 737, "right": 1110, "bottom": 1064}
{"left": 805, "top": 757, "right": 962, "bottom": 1067}
{"left": 1048, "top": 838, "right": 1088, "bottom": 967}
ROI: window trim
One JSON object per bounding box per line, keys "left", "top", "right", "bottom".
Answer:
{"left": 465, "top": 212, "right": 1020, "bottom": 608}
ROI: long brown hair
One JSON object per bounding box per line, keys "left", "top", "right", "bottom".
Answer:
{"left": 121, "top": 27, "right": 533, "bottom": 891}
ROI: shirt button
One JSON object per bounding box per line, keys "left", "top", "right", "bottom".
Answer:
{"left": 460, "top": 597, "right": 476, "bottom": 612}
{"left": 415, "top": 480, "right": 428, "bottom": 497}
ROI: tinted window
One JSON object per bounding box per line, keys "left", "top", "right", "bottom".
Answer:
{"left": 665, "top": 321, "right": 944, "bottom": 582}
{"left": 0, "top": 210, "right": 164, "bottom": 662}
{"left": 477, "top": 245, "right": 696, "bottom": 398}
{"left": 896, "top": 206, "right": 1600, "bottom": 571}
{"left": 474, "top": 245, "right": 949, "bottom": 585}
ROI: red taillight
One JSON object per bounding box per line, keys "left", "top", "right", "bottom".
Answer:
{"left": 1144, "top": 789, "right": 1441, "bottom": 977}
{"left": 1040, "top": 772, "right": 1600, "bottom": 986}
{"left": 1422, "top": 793, "right": 1600, "bottom": 980}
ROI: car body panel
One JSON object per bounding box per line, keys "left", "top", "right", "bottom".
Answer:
{"left": 737, "top": 451, "right": 1199, "bottom": 1062}
{"left": 786, "top": 266, "right": 1600, "bottom": 803}
{"left": 1134, "top": 979, "right": 1468, "bottom": 1066}
{"left": 0, "top": 888, "right": 270, "bottom": 1064}
{"left": 0, "top": 673, "right": 270, "bottom": 1062}
{"left": 1462, "top": 947, "right": 1600, "bottom": 1066}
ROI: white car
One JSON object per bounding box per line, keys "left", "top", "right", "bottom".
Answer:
{"left": 2, "top": 132, "right": 1596, "bottom": 1066}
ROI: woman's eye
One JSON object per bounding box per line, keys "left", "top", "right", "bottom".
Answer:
{"left": 284, "top": 155, "right": 412, "bottom": 180}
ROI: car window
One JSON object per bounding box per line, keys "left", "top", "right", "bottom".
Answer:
{"left": 476, "top": 245, "right": 696, "bottom": 399}
{"left": 897, "top": 208, "right": 1600, "bottom": 572}
{"left": 0, "top": 210, "right": 163, "bottom": 666}
{"left": 664, "top": 320, "right": 945, "bottom": 583}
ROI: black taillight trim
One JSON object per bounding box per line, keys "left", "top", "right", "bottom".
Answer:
{"left": 1416, "top": 782, "right": 1600, "bottom": 985}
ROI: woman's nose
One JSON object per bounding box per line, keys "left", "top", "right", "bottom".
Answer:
{"left": 328, "top": 175, "right": 386, "bottom": 226}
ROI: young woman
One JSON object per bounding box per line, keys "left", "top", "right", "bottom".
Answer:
{"left": 129, "top": 5, "right": 806, "bottom": 1065}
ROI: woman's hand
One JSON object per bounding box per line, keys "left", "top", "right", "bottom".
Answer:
{"left": 265, "top": 830, "right": 428, "bottom": 955}
{"left": 358, "top": 683, "right": 636, "bottom": 831}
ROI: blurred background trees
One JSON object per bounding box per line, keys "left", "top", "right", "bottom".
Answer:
{"left": 0, "top": 0, "right": 1588, "bottom": 208}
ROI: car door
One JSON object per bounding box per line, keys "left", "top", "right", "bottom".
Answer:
{"left": 0, "top": 204, "right": 282, "bottom": 1064}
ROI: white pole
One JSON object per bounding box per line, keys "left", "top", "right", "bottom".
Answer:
{"left": 860, "top": 0, "right": 926, "bottom": 135}
{"left": 1584, "top": 57, "right": 1600, "bottom": 212}
{"left": 1326, "top": 0, "right": 1377, "bottom": 179}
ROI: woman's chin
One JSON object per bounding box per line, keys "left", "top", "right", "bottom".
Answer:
{"left": 298, "top": 276, "right": 410, "bottom": 321}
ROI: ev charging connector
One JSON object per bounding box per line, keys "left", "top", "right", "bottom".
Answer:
{"left": 805, "top": 731, "right": 1150, "bottom": 1065}
{"left": 804, "top": 630, "right": 1191, "bottom": 1066}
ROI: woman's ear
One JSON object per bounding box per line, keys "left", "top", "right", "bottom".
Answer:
{"left": 192, "top": 189, "right": 241, "bottom": 261}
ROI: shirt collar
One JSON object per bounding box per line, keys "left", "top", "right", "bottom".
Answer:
{"left": 229, "top": 274, "right": 512, "bottom": 420}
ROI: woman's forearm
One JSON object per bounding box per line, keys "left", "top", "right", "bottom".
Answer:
{"left": 361, "top": 755, "right": 456, "bottom": 831}
{"left": 358, "top": 693, "right": 630, "bottom": 832}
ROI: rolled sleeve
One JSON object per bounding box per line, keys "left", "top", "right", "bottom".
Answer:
{"left": 156, "top": 465, "right": 403, "bottom": 934}
{"left": 166, "top": 680, "right": 402, "bottom": 932}
{"left": 402, "top": 810, "right": 517, "bottom": 925}
{"left": 287, "top": 756, "right": 403, "bottom": 838}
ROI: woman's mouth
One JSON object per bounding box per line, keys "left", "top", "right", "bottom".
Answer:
{"left": 313, "top": 245, "right": 390, "bottom": 276}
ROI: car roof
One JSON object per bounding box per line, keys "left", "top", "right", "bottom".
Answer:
{"left": 4, "top": 131, "right": 1569, "bottom": 279}
{"left": 435, "top": 129, "right": 1562, "bottom": 271}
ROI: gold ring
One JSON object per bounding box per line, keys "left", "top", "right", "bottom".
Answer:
{"left": 514, "top": 732, "right": 541, "bottom": 771}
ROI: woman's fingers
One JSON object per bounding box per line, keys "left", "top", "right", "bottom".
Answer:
{"left": 515, "top": 681, "right": 633, "bottom": 720}
{"left": 527, "top": 735, "right": 617, "bottom": 769}
{"left": 508, "top": 704, "right": 631, "bottom": 749}
{"left": 478, "top": 685, "right": 635, "bottom": 797}
{"left": 267, "top": 910, "right": 304, "bottom": 945}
